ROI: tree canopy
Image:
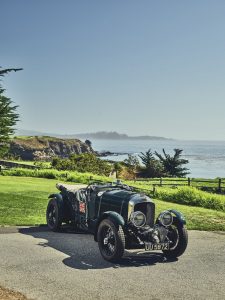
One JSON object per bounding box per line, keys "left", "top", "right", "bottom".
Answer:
{"left": 0, "top": 67, "right": 23, "bottom": 78}
{"left": 155, "top": 148, "right": 189, "bottom": 177}
{"left": 0, "top": 67, "right": 22, "bottom": 156}
{"left": 122, "top": 148, "right": 190, "bottom": 178}
{"left": 138, "top": 149, "right": 165, "bottom": 178}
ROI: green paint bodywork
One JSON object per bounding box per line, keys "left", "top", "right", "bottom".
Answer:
{"left": 93, "top": 189, "right": 154, "bottom": 222}
{"left": 169, "top": 209, "right": 186, "bottom": 225}
{"left": 91, "top": 189, "right": 155, "bottom": 241}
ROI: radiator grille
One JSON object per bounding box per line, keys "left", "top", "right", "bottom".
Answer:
{"left": 134, "top": 202, "right": 155, "bottom": 227}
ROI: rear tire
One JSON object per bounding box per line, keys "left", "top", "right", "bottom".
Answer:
{"left": 97, "top": 218, "right": 125, "bottom": 262}
{"left": 46, "top": 198, "right": 63, "bottom": 231}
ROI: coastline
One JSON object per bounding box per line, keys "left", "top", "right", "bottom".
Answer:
{"left": 91, "top": 139, "right": 225, "bottom": 179}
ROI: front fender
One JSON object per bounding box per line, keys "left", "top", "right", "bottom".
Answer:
{"left": 102, "top": 211, "right": 125, "bottom": 226}
{"left": 156, "top": 209, "right": 186, "bottom": 226}
{"left": 94, "top": 211, "right": 125, "bottom": 242}
{"left": 169, "top": 209, "right": 186, "bottom": 225}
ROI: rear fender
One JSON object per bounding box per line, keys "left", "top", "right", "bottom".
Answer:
{"left": 48, "top": 193, "right": 63, "bottom": 200}
{"left": 94, "top": 211, "right": 125, "bottom": 242}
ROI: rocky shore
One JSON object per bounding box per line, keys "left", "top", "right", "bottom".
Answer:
{"left": 97, "top": 150, "right": 129, "bottom": 157}
{"left": 9, "top": 136, "right": 94, "bottom": 161}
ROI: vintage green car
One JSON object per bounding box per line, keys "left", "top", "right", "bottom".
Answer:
{"left": 46, "top": 181, "right": 188, "bottom": 262}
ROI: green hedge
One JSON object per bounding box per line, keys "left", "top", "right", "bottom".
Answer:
{"left": 154, "top": 186, "right": 225, "bottom": 212}
{"left": 0, "top": 168, "right": 110, "bottom": 184}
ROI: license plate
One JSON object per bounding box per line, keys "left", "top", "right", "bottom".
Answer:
{"left": 145, "top": 242, "right": 170, "bottom": 251}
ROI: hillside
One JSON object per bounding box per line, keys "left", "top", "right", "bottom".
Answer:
{"left": 9, "top": 136, "right": 94, "bottom": 160}
{"left": 16, "top": 129, "right": 174, "bottom": 140}
{"left": 75, "top": 131, "right": 174, "bottom": 140}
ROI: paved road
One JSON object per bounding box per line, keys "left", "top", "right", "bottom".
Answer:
{"left": 0, "top": 227, "right": 224, "bottom": 300}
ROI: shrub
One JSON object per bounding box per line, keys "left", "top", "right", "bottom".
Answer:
{"left": 51, "top": 154, "right": 112, "bottom": 176}
{"left": 138, "top": 162, "right": 165, "bottom": 178}
{"left": 123, "top": 154, "right": 140, "bottom": 178}
{"left": 154, "top": 186, "right": 225, "bottom": 212}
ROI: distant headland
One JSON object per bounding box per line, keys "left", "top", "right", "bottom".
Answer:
{"left": 16, "top": 129, "right": 174, "bottom": 141}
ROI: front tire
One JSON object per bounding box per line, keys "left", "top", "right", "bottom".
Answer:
{"left": 163, "top": 221, "right": 188, "bottom": 259}
{"left": 97, "top": 218, "right": 125, "bottom": 262}
{"left": 46, "top": 198, "right": 63, "bottom": 231}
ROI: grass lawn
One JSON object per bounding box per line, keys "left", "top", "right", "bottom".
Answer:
{"left": 0, "top": 176, "right": 60, "bottom": 225}
{"left": 0, "top": 176, "right": 225, "bottom": 230}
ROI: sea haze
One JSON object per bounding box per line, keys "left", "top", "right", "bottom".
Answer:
{"left": 89, "top": 139, "right": 225, "bottom": 179}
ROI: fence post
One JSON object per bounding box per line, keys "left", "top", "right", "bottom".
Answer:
{"left": 218, "top": 178, "right": 222, "bottom": 193}
{"left": 153, "top": 185, "right": 156, "bottom": 196}
{"left": 160, "top": 178, "right": 162, "bottom": 186}
{"left": 188, "top": 177, "right": 191, "bottom": 186}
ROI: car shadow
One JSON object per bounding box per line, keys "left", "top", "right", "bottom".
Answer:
{"left": 19, "top": 226, "right": 177, "bottom": 270}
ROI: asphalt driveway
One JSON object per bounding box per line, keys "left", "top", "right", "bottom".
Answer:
{"left": 0, "top": 227, "right": 224, "bottom": 300}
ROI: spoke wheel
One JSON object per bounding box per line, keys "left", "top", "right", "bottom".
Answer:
{"left": 97, "top": 218, "right": 125, "bottom": 262}
{"left": 163, "top": 220, "right": 188, "bottom": 259}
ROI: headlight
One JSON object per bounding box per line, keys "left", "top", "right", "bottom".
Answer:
{"left": 159, "top": 211, "right": 173, "bottom": 227}
{"left": 130, "top": 211, "right": 146, "bottom": 227}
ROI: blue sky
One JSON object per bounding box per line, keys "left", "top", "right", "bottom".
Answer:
{"left": 1, "top": 0, "right": 225, "bottom": 140}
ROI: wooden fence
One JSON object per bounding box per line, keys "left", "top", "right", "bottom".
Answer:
{"left": 133, "top": 177, "right": 225, "bottom": 194}
{"left": 89, "top": 176, "right": 225, "bottom": 195}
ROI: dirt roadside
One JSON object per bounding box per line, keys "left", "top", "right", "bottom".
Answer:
{"left": 0, "top": 286, "right": 29, "bottom": 300}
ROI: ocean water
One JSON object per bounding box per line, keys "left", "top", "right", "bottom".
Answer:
{"left": 90, "top": 139, "right": 225, "bottom": 179}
